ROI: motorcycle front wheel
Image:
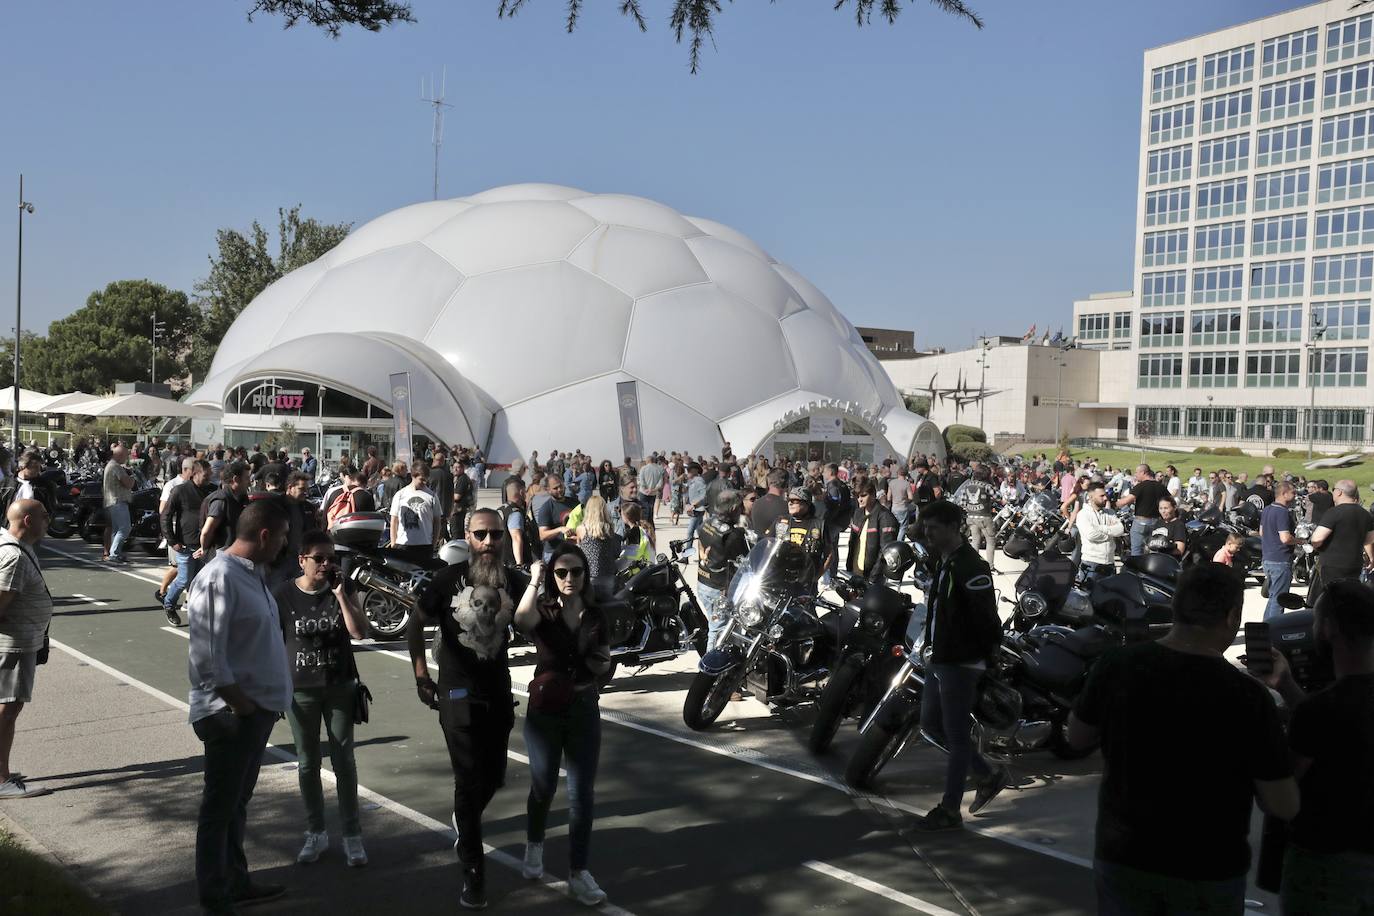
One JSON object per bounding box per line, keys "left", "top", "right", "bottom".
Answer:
{"left": 844, "top": 697, "right": 919, "bottom": 789}
{"left": 363, "top": 592, "right": 410, "bottom": 640}
{"left": 78, "top": 513, "right": 102, "bottom": 544}
{"left": 46, "top": 513, "right": 73, "bottom": 539}
{"left": 808, "top": 653, "right": 865, "bottom": 754}
{"left": 683, "top": 669, "right": 736, "bottom": 731}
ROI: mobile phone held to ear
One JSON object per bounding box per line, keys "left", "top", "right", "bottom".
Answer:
{"left": 327, "top": 567, "right": 343, "bottom": 590}
{"left": 1244, "top": 622, "right": 1272, "bottom": 677}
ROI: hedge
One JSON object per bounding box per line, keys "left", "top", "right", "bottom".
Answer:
{"left": 950, "top": 441, "right": 995, "bottom": 463}
{"left": 944, "top": 424, "right": 987, "bottom": 444}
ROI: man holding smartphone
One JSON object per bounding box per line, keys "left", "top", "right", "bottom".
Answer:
{"left": 409, "top": 508, "right": 530, "bottom": 910}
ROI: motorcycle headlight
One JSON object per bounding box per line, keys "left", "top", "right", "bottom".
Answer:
{"left": 861, "top": 610, "right": 886, "bottom": 634}
{"left": 768, "top": 623, "right": 785, "bottom": 641}
{"left": 1019, "top": 591, "right": 1048, "bottom": 619}
{"left": 736, "top": 599, "right": 765, "bottom": 629}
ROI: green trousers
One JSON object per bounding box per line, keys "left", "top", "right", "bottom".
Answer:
{"left": 285, "top": 680, "right": 360, "bottom": 836}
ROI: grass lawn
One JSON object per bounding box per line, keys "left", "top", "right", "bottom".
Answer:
{"left": 1014, "top": 445, "right": 1374, "bottom": 491}
{"left": 0, "top": 822, "right": 108, "bottom": 916}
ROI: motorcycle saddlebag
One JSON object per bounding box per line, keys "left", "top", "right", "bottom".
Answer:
{"left": 1020, "top": 625, "right": 1111, "bottom": 696}
{"left": 1269, "top": 609, "right": 1334, "bottom": 694}
{"left": 330, "top": 512, "right": 388, "bottom": 548}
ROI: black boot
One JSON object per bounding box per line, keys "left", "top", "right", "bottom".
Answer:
{"left": 459, "top": 859, "right": 487, "bottom": 910}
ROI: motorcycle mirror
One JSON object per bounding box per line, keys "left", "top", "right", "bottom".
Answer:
{"left": 1277, "top": 592, "right": 1306, "bottom": 611}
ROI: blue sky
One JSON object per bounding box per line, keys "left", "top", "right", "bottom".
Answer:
{"left": 0, "top": 0, "right": 1304, "bottom": 350}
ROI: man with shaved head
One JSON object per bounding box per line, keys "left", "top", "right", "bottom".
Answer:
{"left": 0, "top": 499, "right": 52, "bottom": 798}
{"left": 102, "top": 443, "right": 136, "bottom": 563}
{"left": 1309, "top": 479, "right": 1374, "bottom": 605}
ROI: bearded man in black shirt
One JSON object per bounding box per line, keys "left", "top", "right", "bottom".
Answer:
{"left": 410, "top": 508, "right": 529, "bottom": 910}
{"left": 1309, "top": 479, "right": 1374, "bottom": 605}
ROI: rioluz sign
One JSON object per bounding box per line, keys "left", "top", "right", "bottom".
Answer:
{"left": 239, "top": 381, "right": 309, "bottom": 414}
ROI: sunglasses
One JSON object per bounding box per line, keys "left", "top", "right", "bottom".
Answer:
{"left": 470, "top": 529, "right": 505, "bottom": 541}
{"left": 553, "top": 567, "right": 585, "bottom": 580}
{"left": 303, "top": 554, "right": 337, "bottom": 564}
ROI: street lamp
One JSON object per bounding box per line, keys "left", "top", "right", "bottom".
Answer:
{"left": 1053, "top": 340, "right": 1076, "bottom": 445}
{"left": 976, "top": 336, "right": 992, "bottom": 430}
{"left": 151, "top": 311, "right": 167, "bottom": 383}
{"left": 1307, "top": 310, "right": 1328, "bottom": 460}
{"left": 12, "top": 176, "right": 33, "bottom": 460}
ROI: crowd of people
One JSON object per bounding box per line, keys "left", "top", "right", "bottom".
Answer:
{"left": 0, "top": 434, "right": 1370, "bottom": 914}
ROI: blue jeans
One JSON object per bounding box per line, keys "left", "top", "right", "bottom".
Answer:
{"left": 107, "top": 501, "right": 132, "bottom": 559}
{"left": 1262, "top": 560, "right": 1293, "bottom": 621}
{"left": 920, "top": 663, "right": 992, "bottom": 810}
{"left": 684, "top": 512, "right": 704, "bottom": 551}
{"left": 1094, "top": 859, "right": 1246, "bottom": 915}
{"left": 1282, "top": 843, "right": 1374, "bottom": 916}
{"left": 165, "top": 548, "right": 201, "bottom": 610}
{"left": 1129, "top": 517, "right": 1155, "bottom": 557}
{"left": 697, "top": 582, "right": 726, "bottom": 650}
{"left": 525, "top": 689, "right": 601, "bottom": 871}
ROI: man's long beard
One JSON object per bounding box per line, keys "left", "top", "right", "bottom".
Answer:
{"left": 470, "top": 551, "right": 505, "bottom": 590}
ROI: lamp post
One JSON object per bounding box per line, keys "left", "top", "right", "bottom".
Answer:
{"left": 1307, "top": 310, "right": 1328, "bottom": 460}
{"left": 150, "top": 311, "right": 167, "bottom": 383}
{"left": 976, "top": 336, "right": 991, "bottom": 430}
{"left": 1053, "top": 341, "right": 1075, "bottom": 445}
{"left": 13, "top": 176, "right": 34, "bottom": 460}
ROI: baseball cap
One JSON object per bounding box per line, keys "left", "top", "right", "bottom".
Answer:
{"left": 786, "top": 487, "right": 813, "bottom": 504}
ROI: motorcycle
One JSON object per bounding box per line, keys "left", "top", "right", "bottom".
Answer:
{"left": 331, "top": 511, "right": 460, "bottom": 640}
{"left": 74, "top": 471, "right": 163, "bottom": 554}
{"left": 1185, "top": 505, "right": 1263, "bottom": 581}
{"left": 808, "top": 542, "right": 925, "bottom": 754}
{"left": 682, "top": 536, "right": 835, "bottom": 731}
{"left": 1292, "top": 520, "right": 1316, "bottom": 585}
{"left": 598, "top": 538, "right": 710, "bottom": 685}
{"left": 1001, "top": 490, "right": 1066, "bottom": 560}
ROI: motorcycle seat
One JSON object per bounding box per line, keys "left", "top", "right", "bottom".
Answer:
{"left": 600, "top": 596, "right": 633, "bottom": 616}
{"left": 1123, "top": 553, "right": 1180, "bottom": 582}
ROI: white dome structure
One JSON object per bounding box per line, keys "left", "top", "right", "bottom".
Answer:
{"left": 189, "top": 183, "right": 943, "bottom": 464}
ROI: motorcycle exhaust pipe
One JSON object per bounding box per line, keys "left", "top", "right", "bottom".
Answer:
{"left": 354, "top": 568, "right": 418, "bottom": 608}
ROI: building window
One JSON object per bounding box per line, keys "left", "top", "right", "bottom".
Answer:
{"left": 1310, "top": 346, "right": 1370, "bottom": 386}
{"left": 1146, "top": 186, "right": 1192, "bottom": 225}
{"left": 1254, "top": 167, "right": 1311, "bottom": 212}
{"left": 1139, "top": 353, "right": 1183, "bottom": 388}
{"left": 1312, "top": 252, "right": 1374, "bottom": 295}
{"left": 1327, "top": 13, "right": 1374, "bottom": 65}
{"left": 1318, "top": 155, "right": 1374, "bottom": 203}
{"left": 1263, "top": 27, "right": 1319, "bottom": 79}
{"left": 1204, "top": 45, "right": 1254, "bottom": 92}
{"left": 1244, "top": 350, "right": 1302, "bottom": 387}
{"left": 1316, "top": 203, "right": 1374, "bottom": 248}
{"left": 1149, "top": 102, "right": 1194, "bottom": 145}
{"left": 1312, "top": 300, "right": 1371, "bottom": 340}
{"left": 1152, "top": 59, "right": 1197, "bottom": 103}
{"left": 1188, "top": 351, "right": 1240, "bottom": 388}
{"left": 1260, "top": 73, "right": 1316, "bottom": 121}
{"left": 1186, "top": 406, "right": 1238, "bottom": 438}
{"left": 1148, "top": 143, "right": 1194, "bottom": 184}
{"left": 1194, "top": 221, "right": 1245, "bottom": 261}
{"left": 1243, "top": 407, "right": 1299, "bottom": 439}
{"left": 1078, "top": 312, "right": 1110, "bottom": 341}
{"left": 1192, "top": 265, "right": 1243, "bottom": 303}
{"left": 1197, "top": 134, "right": 1249, "bottom": 177}
{"left": 1248, "top": 304, "right": 1303, "bottom": 343}
{"left": 1195, "top": 178, "right": 1245, "bottom": 220}
{"left": 1250, "top": 214, "right": 1307, "bottom": 255}
{"left": 1113, "top": 311, "right": 1132, "bottom": 338}
{"left": 1143, "top": 270, "right": 1187, "bottom": 307}
{"left": 1249, "top": 258, "right": 1306, "bottom": 299}
{"left": 1255, "top": 121, "right": 1313, "bottom": 166}
{"left": 1305, "top": 407, "right": 1367, "bottom": 442}
{"left": 1191, "top": 308, "right": 1241, "bottom": 346}
{"left": 1200, "top": 89, "right": 1252, "bottom": 134}
{"left": 1324, "top": 60, "right": 1374, "bottom": 110}
{"left": 1136, "top": 406, "right": 1182, "bottom": 437}
{"left": 1320, "top": 108, "right": 1374, "bottom": 157}
{"left": 1143, "top": 228, "right": 1189, "bottom": 266}
{"left": 1139, "top": 311, "right": 1185, "bottom": 348}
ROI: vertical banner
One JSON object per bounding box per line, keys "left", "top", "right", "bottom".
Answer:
{"left": 389, "top": 372, "right": 414, "bottom": 465}
{"left": 616, "top": 380, "right": 644, "bottom": 461}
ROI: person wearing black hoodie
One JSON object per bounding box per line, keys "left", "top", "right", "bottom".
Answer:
{"left": 161, "top": 459, "right": 212, "bottom": 626}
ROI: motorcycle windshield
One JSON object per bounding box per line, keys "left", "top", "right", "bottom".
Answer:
{"left": 727, "top": 536, "right": 809, "bottom": 608}
{"left": 1020, "top": 492, "right": 1057, "bottom": 524}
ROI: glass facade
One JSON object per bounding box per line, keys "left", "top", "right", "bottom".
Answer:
{"left": 1326, "top": 13, "right": 1374, "bottom": 64}
{"left": 1203, "top": 45, "right": 1254, "bottom": 92}
{"left": 1136, "top": 406, "right": 1182, "bottom": 437}
{"left": 1193, "top": 265, "right": 1244, "bottom": 303}
{"left": 1138, "top": 352, "right": 1183, "bottom": 388}
{"left": 1144, "top": 228, "right": 1189, "bottom": 266}
{"left": 1312, "top": 300, "right": 1371, "bottom": 339}
{"left": 1196, "top": 177, "right": 1246, "bottom": 219}
{"left": 1150, "top": 102, "right": 1195, "bottom": 144}
{"left": 1152, "top": 59, "right": 1197, "bottom": 103}
{"left": 1191, "top": 308, "right": 1241, "bottom": 346}
{"left": 1149, "top": 143, "right": 1194, "bottom": 184}
{"left": 1254, "top": 167, "right": 1310, "bottom": 211}
{"left": 1242, "top": 407, "right": 1300, "bottom": 438}
{"left": 1186, "top": 406, "right": 1238, "bottom": 438}
{"left": 1312, "top": 252, "right": 1374, "bottom": 295}
{"left": 1249, "top": 258, "right": 1306, "bottom": 298}
{"left": 1201, "top": 89, "right": 1252, "bottom": 134}
{"left": 1255, "top": 122, "right": 1313, "bottom": 166}
{"left": 1188, "top": 350, "right": 1240, "bottom": 387}
{"left": 1197, "top": 134, "right": 1248, "bottom": 177}
{"left": 1078, "top": 312, "right": 1110, "bottom": 341}
{"left": 1247, "top": 303, "right": 1303, "bottom": 343}
{"left": 1263, "top": 28, "right": 1319, "bottom": 79}
{"left": 1315, "top": 203, "right": 1374, "bottom": 248}
{"left": 1260, "top": 74, "right": 1316, "bottom": 122}
{"left": 1317, "top": 155, "right": 1374, "bottom": 202}
{"left": 1245, "top": 349, "right": 1302, "bottom": 387}
{"left": 1195, "top": 221, "right": 1244, "bottom": 261}
{"left": 1250, "top": 214, "right": 1306, "bottom": 255}
{"left": 1310, "top": 346, "right": 1370, "bottom": 386}
{"left": 1143, "top": 269, "right": 1187, "bottom": 306}
{"left": 1146, "top": 186, "right": 1192, "bottom": 225}
{"left": 1140, "top": 311, "right": 1185, "bottom": 348}
{"left": 1319, "top": 108, "right": 1374, "bottom": 157}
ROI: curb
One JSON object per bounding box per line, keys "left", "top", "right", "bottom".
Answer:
{"left": 0, "top": 804, "right": 113, "bottom": 913}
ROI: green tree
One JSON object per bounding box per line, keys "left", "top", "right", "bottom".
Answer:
{"left": 0, "top": 332, "right": 50, "bottom": 391}
{"left": 902, "top": 393, "right": 931, "bottom": 417}
{"left": 189, "top": 205, "right": 352, "bottom": 381}
{"left": 245, "top": 0, "right": 983, "bottom": 72}
{"left": 26, "top": 280, "right": 198, "bottom": 395}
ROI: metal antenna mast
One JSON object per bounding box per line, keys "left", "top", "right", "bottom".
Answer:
{"left": 421, "top": 68, "right": 453, "bottom": 201}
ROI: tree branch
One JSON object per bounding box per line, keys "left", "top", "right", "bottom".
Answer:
{"left": 245, "top": 0, "right": 415, "bottom": 36}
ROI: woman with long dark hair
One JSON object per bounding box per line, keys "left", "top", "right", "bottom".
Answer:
{"left": 514, "top": 543, "right": 612, "bottom": 906}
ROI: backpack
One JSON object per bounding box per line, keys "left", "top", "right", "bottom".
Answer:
{"left": 498, "top": 502, "right": 538, "bottom": 567}
{"left": 326, "top": 486, "right": 359, "bottom": 529}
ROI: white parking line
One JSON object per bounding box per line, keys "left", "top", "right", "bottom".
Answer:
{"left": 804, "top": 861, "right": 961, "bottom": 915}
{"left": 52, "top": 637, "right": 618, "bottom": 912}
{"left": 71, "top": 593, "right": 109, "bottom": 607}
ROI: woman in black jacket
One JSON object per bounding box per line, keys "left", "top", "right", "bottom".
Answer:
{"left": 596, "top": 460, "right": 618, "bottom": 501}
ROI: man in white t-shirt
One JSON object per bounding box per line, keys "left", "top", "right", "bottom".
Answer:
{"left": 155, "top": 457, "right": 195, "bottom": 603}
{"left": 389, "top": 461, "right": 440, "bottom": 563}
{"left": 1163, "top": 464, "right": 1182, "bottom": 502}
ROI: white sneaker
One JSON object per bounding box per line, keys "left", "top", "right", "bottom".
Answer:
{"left": 568, "top": 869, "right": 607, "bottom": 906}
{"left": 343, "top": 834, "right": 368, "bottom": 867}
{"left": 0, "top": 775, "right": 52, "bottom": 798}
{"left": 521, "top": 841, "right": 543, "bottom": 880}
{"left": 297, "top": 830, "right": 329, "bottom": 864}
